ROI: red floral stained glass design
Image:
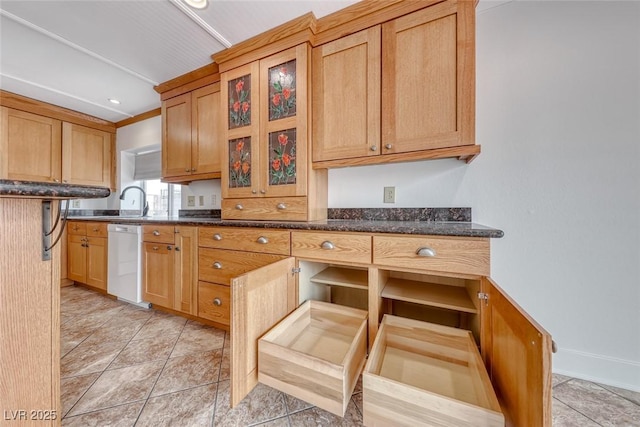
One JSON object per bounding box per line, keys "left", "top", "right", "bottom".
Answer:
{"left": 228, "top": 75, "right": 251, "bottom": 129}
{"left": 229, "top": 137, "right": 251, "bottom": 188}
{"left": 269, "top": 128, "right": 296, "bottom": 186}
{"left": 268, "top": 60, "right": 296, "bottom": 121}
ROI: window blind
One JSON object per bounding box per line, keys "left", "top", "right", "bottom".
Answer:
{"left": 133, "top": 150, "right": 161, "bottom": 180}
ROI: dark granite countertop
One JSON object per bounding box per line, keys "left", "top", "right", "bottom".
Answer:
{"left": 67, "top": 215, "right": 504, "bottom": 238}
{"left": 0, "top": 180, "right": 111, "bottom": 199}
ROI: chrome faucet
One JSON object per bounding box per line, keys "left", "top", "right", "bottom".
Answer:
{"left": 119, "top": 185, "right": 149, "bottom": 217}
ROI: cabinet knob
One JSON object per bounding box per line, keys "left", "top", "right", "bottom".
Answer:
{"left": 213, "top": 298, "right": 222, "bottom": 306}
{"left": 153, "top": 230, "right": 160, "bottom": 236}
{"left": 321, "top": 241, "right": 335, "bottom": 250}
{"left": 256, "top": 236, "right": 269, "bottom": 244}
{"left": 385, "top": 144, "right": 393, "bottom": 150}
{"left": 152, "top": 246, "right": 159, "bottom": 251}
{"left": 252, "top": 190, "right": 257, "bottom": 194}
{"left": 167, "top": 245, "right": 172, "bottom": 250}
{"left": 235, "top": 204, "right": 243, "bottom": 210}
{"left": 63, "top": 180, "right": 68, "bottom": 183}
{"left": 260, "top": 189, "right": 266, "bottom": 194}
{"left": 53, "top": 179, "right": 60, "bottom": 183}
{"left": 185, "top": 168, "right": 190, "bottom": 172}
{"left": 213, "top": 261, "right": 222, "bottom": 269}
{"left": 175, "top": 246, "right": 180, "bottom": 251}
{"left": 276, "top": 203, "right": 287, "bottom": 210}
{"left": 416, "top": 247, "right": 437, "bottom": 257}
{"left": 213, "top": 233, "right": 222, "bottom": 241}
{"left": 92, "top": 228, "right": 98, "bottom": 232}
{"left": 191, "top": 168, "right": 196, "bottom": 172}
{"left": 370, "top": 145, "right": 377, "bottom": 152}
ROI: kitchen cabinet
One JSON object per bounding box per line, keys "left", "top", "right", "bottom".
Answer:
{"left": 197, "top": 227, "right": 289, "bottom": 328}
{"left": 0, "top": 107, "right": 62, "bottom": 183}
{"left": 312, "top": 0, "right": 478, "bottom": 168}
{"left": 236, "top": 229, "right": 551, "bottom": 426}
{"left": 62, "top": 122, "right": 112, "bottom": 187}
{"left": 220, "top": 44, "right": 327, "bottom": 221}
{"left": 0, "top": 106, "right": 113, "bottom": 188}
{"left": 141, "top": 225, "right": 198, "bottom": 314}
{"left": 162, "top": 83, "right": 222, "bottom": 183}
{"left": 67, "top": 221, "right": 108, "bottom": 290}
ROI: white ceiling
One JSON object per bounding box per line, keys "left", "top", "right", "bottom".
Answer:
{"left": 0, "top": 0, "right": 359, "bottom": 122}
{"left": 0, "top": 0, "right": 511, "bottom": 123}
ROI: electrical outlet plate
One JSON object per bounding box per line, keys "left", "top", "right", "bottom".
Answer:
{"left": 187, "top": 195, "right": 195, "bottom": 207}
{"left": 384, "top": 186, "right": 395, "bottom": 203}
{"left": 199, "top": 195, "right": 204, "bottom": 206}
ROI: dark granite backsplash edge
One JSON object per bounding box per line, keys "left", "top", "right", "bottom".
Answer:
{"left": 327, "top": 208, "right": 471, "bottom": 222}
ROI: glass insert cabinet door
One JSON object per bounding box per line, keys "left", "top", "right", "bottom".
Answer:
{"left": 228, "top": 74, "right": 252, "bottom": 129}
{"left": 268, "top": 59, "right": 297, "bottom": 121}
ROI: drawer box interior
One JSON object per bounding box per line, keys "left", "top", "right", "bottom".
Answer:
{"left": 363, "top": 315, "right": 503, "bottom": 427}
{"left": 258, "top": 300, "right": 368, "bottom": 417}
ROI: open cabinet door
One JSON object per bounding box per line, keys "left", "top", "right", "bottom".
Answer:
{"left": 230, "top": 257, "right": 297, "bottom": 407}
{"left": 481, "top": 277, "right": 552, "bottom": 427}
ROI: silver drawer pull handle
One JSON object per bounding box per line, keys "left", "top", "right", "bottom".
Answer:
{"left": 321, "top": 241, "right": 335, "bottom": 250}
{"left": 276, "top": 203, "right": 287, "bottom": 210}
{"left": 213, "top": 262, "right": 222, "bottom": 269}
{"left": 152, "top": 246, "right": 159, "bottom": 251}
{"left": 416, "top": 247, "right": 436, "bottom": 257}
{"left": 153, "top": 230, "right": 160, "bottom": 236}
{"left": 213, "top": 298, "right": 222, "bottom": 306}
{"left": 213, "top": 233, "right": 222, "bottom": 241}
{"left": 235, "top": 204, "right": 243, "bottom": 210}
{"left": 257, "top": 236, "right": 269, "bottom": 244}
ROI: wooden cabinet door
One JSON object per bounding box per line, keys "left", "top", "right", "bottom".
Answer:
{"left": 174, "top": 226, "right": 198, "bottom": 315}
{"left": 260, "top": 44, "right": 309, "bottom": 198}
{"left": 480, "top": 277, "right": 552, "bottom": 427}
{"left": 222, "top": 62, "right": 261, "bottom": 199}
{"left": 191, "top": 83, "right": 222, "bottom": 178}
{"left": 382, "top": 1, "right": 475, "bottom": 153}
{"left": 0, "top": 107, "right": 62, "bottom": 183}
{"left": 142, "top": 242, "right": 174, "bottom": 308}
{"left": 67, "top": 234, "right": 87, "bottom": 283}
{"left": 312, "top": 27, "right": 381, "bottom": 162}
{"left": 162, "top": 92, "right": 193, "bottom": 178}
{"left": 62, "top": 122, "right": 111, "bottom": 187}
{"left": 86, "top": 236, "right": 107, "bottom": 290}
{"left": 230, "top": 257, "right": 296, "bottom": 407}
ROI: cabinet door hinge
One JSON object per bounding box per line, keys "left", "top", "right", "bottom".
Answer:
{"left": 477, "top": 292, "right": 489, "bottom": 305}
{"left": 291, "top": 268, "right": 301, "bottom": 274}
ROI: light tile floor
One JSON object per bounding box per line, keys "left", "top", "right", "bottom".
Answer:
{"left": 60, "top": 286, "right": 640, "bottom": 426}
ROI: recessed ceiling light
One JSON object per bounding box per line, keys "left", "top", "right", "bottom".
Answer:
{"left": 184, "top": 0, "right": 208, "bottom": 9}
{"left": 108, "top": 98, "right": 121, "bottom": 105}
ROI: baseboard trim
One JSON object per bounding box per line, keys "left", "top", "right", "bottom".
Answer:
{"left": 554, "top": 347, "right": 640, "bottom": 392}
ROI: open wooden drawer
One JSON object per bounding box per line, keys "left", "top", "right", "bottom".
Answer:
{"left": 258, "top": 300, "right": 368, "bottom": 417}
{"left": 363, "top": 315, "right": 504, "bottom": 426}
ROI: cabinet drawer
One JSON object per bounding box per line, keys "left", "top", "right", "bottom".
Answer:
{"left": 291, "top": 231, "right": 371, "bottom": 264}
{"left": 259, "top": 300, "right": 368, "bottom": 417}
{"left": 199, "top": 227, "right": 290, "bottom": 255}
{"left": 373, "top": 235, "right": 490, "bottom": 276}
{"left": 67, "top": 221, "right": 86, "bottom": 235}
{"left": 363, "top": 315, "right": 503, "bottom": 426}
{"left": 143, "top": 225, "right": 175, "bottom": 244}
{"left": 198, "top": 282, "right": 230, "bottom": 326}
{"left": 222, "top": 197, "right": 308, "bottom": 221}
{"left": 198, "top": 248, "right": 285, "bottom": 285}
{"left": 85, "top": 222, "right": 108, "bottom": 237}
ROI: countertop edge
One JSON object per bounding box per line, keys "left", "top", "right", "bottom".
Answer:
{"left": 67, "top": 216, "right": 504, "bottom": 238}
{"left": 0, "top": 180, "right": 111, "bottom": 199}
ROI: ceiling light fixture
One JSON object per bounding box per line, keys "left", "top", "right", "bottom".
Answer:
{"left": 184, "top": 0, "right": 208, "bottom": 10}
{"left": 108, "top": 98, "right": 121, "bottom": 105}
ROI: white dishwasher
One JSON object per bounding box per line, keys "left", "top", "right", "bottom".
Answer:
{"left": 107, "top": 224, "right": 149, "bottom": 307}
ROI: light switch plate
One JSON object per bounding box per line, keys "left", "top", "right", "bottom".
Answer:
{"left": 187, "top": 195, "right": 195, "bottom": 207}
{"left": 383, "top": 186, "right": 395, "bottom": 203}
{"left": 199, "top": 195, "right": 204, "bottom": 206}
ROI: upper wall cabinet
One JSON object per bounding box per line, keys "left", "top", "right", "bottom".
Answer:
{"left": 219, "top": 43, "right": 327, "bottom": 221}
{"left": 162, "top": 82, "right": 222, "bottom": 183}
{"left": 62, "top": 122, "right": 112, "bottom": 187}
{"left": 0, "top": 107, "right": 62, "bottom": 183}
{"left": 312, "top": 0, "right": 478, "bottom": 168}
{"left": 1, "top": 92, "right": 116, "bottom": 188}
